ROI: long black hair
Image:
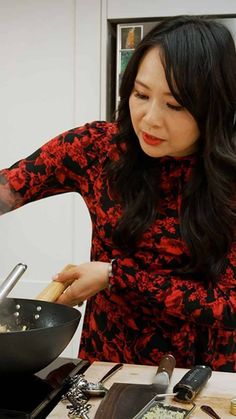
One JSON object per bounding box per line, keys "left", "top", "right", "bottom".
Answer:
{"left": 107, "top": 15, "right": 236, "bottom": 279}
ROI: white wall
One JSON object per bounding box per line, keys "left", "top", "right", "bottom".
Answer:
{"left": 0, "top": 0, "right": 78, "bottom": 279}
{"left": 0, "top": 0, "right": 92, "bottom": 357}
{"left": 107, "top": 0, "right": 236, "bottom": 19}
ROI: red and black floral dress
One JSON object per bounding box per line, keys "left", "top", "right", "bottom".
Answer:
{"left": 0, "top": 121, "right": 235, "bottom": 371}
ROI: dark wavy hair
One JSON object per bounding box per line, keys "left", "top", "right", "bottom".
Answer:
{"left": 107, "top": 15, "right": 236, "bottom": 279}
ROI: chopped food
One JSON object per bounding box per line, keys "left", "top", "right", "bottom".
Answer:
{"left": 0, "top": 324, "right": 8, "bottom": 332}
{"left": 0, "top": 324, "right": 28, "bottom": 332}
{"left": 140, "top": 403, "right": 188, "bottom": 419}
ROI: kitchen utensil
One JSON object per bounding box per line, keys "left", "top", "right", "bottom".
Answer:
{"left": 94, "top": 363, "right": 211, "bottom": 419}
{"left": 83, "top": 363, "right": 123, "bottom": 396}
{"left": 133, "top": 401, "right": 196, "bottom": 419}
{"left": 36, "top": 263, "right": 76, "bottom": 302}
{"left": 134, "top": 364, "right": 212, "bottom": 402}
{"left": 173, "top": 364, "right": 212, "bottom": 402}
{"left": 201, "top": 404, "right": 222, "bottom": 419}
{"left": 152, "top": 353, "right": 176, "bottom": 395}
{"left": 0, "top": 262, "right": 27, "bottom": 301}
{"left": 132, "top": 365, "right": 212, "bottom": 419}
{"left": 94, "top": 353, "right": 176, "bottom": 419}
{"left": 0, "top": 264, "right": 81, "bottom": 375}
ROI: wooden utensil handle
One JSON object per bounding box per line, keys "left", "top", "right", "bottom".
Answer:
{"left": 156, "top": 354, "right": 176, "bottom": 378}
{"left": 36, "top": 264, "right": 76, "bottom": 302}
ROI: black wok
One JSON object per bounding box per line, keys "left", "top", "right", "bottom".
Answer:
{"left": 0, "top": 264, "right": 81, "bottom": 375}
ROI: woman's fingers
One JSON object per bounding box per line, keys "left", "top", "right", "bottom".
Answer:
{"left": 57, "top": 281, "right": 80, "bottom": 306}
{"left": 53, "top": 267, "right": 80, "bottom": 286}
{"left": 53, "top": 261, "right": 110, "bottom": 306}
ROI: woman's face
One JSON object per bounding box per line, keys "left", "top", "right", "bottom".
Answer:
{"left": 129, "top": 47, "right": 200, "bottom": 158}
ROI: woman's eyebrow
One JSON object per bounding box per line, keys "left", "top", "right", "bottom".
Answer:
{"left": 134, "top": 79, "right": 174, "bottom": 96}
{"left": 134, "top": 79, "right": 150, "bottom": 89}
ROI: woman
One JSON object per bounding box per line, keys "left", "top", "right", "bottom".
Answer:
{"left": 0, "top": 16, "right": 235, "bottom": 371}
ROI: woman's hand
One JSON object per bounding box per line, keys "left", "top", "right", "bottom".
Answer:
{"left": 53, "top": 261, "right": 110, "bottom": 306}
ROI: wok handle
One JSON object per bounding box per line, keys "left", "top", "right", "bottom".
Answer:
{"left": 36, "top": 264, "right": 76, "bottom": 302}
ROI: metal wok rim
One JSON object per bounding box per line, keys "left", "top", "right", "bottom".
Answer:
{"left": 0, "top": 297, "right": 80, "bottom": 334}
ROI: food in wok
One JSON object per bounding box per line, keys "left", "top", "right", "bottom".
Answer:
{"left": 0, "top": 264, "right": 81, "bottom": 375}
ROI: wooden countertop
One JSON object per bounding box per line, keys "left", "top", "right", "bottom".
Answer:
{"left": 49, "top": 361, "right": 236, "bottom": 418}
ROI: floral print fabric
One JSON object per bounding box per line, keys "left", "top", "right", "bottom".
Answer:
{"left": 0, "top": 121, "right": 235, "bottom": 371}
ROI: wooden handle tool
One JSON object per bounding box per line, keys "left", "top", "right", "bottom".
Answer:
{"left": 154, "top": 353, "right": 176, "bottom": 380}
{"left": 36, "top": 264, "right": 76, "bottom": 302}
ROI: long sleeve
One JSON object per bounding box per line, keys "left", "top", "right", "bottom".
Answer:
{"left": 110, "top": 240, "right": 236, "bottom": 330}
{"left": 0, "top": 121, "right": 117, "bottom": 214}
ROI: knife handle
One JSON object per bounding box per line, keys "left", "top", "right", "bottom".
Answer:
{"left": 99, "top": 363, "right": 123, "bottom": 384}
{"left": 156, "top": 354, "right": 176, "bottom": 379}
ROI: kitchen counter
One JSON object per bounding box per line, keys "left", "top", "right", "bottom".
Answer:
{"left": 49, "top": 361, "right": 236, "bottom": 418}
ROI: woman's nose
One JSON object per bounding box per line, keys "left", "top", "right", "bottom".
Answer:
{"left": 143, "top": 102, "right": 163, "bottom": 126}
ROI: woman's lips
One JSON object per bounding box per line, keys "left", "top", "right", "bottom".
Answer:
{"left": 142, "top": 131, "right": 165, "bottom": 146}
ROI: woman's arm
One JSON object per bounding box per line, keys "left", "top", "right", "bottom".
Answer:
{"left": 0, "top": 135, "right": 78, "bottom": 212}
{"left": 0, "top": 173, "right": 24, "bottom": 214}
{"left": 109, "top": 244, "right": 236, "bottom": 330}
{"left": 0, "top": 121, "right": 115, "bottom": 214}
{"left": 53, "top": 243, "right": 235, "bottom": 330}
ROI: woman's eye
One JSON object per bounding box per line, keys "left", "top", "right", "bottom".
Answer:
{"left": 133, "top": 90, "right": 148, "bottom": 100}
{"left": 167, "top": 103, "right": 183, "bottom": 111}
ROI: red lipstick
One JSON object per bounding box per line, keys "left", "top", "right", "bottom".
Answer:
{"left": 142, "top": 131, "right": 165, "bottom": 146}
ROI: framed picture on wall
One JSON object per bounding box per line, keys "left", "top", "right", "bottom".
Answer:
{"left": 120, "top": 25, "right": 143, "bottom": 49}
{"left": 116, "top": 24, "right": 144, "bottom": 108}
